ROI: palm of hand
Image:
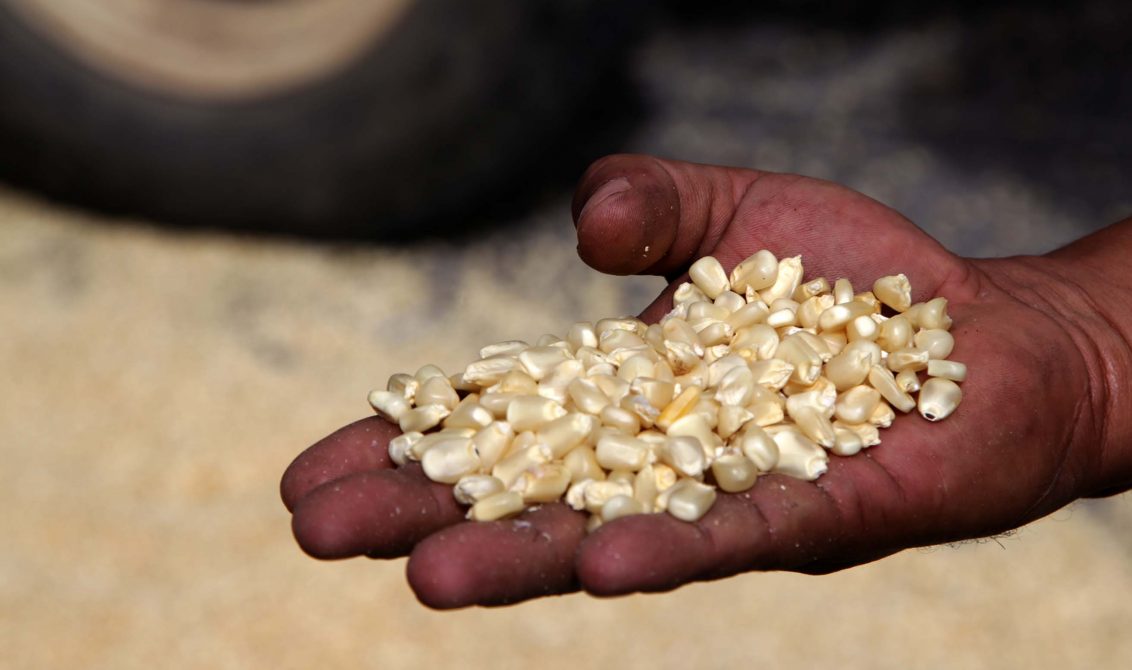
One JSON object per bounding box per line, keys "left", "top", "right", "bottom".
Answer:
{"left": 281, "top": 156, "right": 1099, "bottom": 608}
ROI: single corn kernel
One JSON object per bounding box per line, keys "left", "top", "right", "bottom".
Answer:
{"left": 835, "top": 385, "right": 882, "bottom": 424}
{"left": 794, "top": 277, "right": 831, "bottom": 302}
{"left": 421, "top": 437, "right": 480, "bottom": 484}
{"left": 876, "top": 315, "right": 913, "bottom": 352}
{"left": 914, "top": 329, "right": 955, "bottom": 359}
{"left": 661, "top": 435, "right": 707, "bottom": 478}
{"left": 566, "top": 322, "right": 598, "bottom": 351}
{"left": 661, "top": 479, "right": 718, "bottom": 522}
{"left": 387, "top": 431, "right": 422, "bottom": 466}
{"left": 415, "top": 364, "right": 447, "bottom": 383}
{"left": 873, "top": 274, "right": 912, "bottom": 312}
{"left": 886, "top": 347, "right": 931, "bottom": 373}
{"left": 766, "top": 426, "right": 828, "bottom": 480}
{"left": 918, "top": 377, "right": 963, "bottom": 421}
{"left": 717, "top": 404, "right": 755, "bottom": 440}
{"left": 666, "top": 413, "right": 722, "bottom": 452}
{"left": 846, "top": 315, "right": 878, "bottom": 342}
{"left": 518, "top": 346, "right": 572, "bottom": 381}
{"left": 463, "top": 355, "right": 519, "bottom": 386}
{"left": 387, "top": 373, "right": 419, "bottom": 401}
{"left": 738, "top": 424, "right": 780, "bottom": 471}
{"left": 817, "top": 301, "right": 873, "bottom": 332}
{"left": 833, "top": 277, "right": 855, "bottom": 304}
{"left": 444, "top": 396, "right": 494, "bottom": 430}
{"left": 468, "top": 491, "right": 525, "bottom": 521}
{"left": 868, "top": 401, "right": 895, "bottom": 428}
{"left": 399, "top": 404, "right": 451, "bottom": 433}
{"left": 600, "top": 405, "right": 641, "bottom": 435}
{"left": 583, "top": 479, "right": 634, "bottom": 514}
{"left": 824, "top": 341, "right": 878, "bottom": 390}
{"left": 927, "top": 359, "right": 967, "bottom": 382}
{"left": 368, "top": 390, "right": 410, "bottom": 423}
{"left": 452, "top": 474, "right": 506, "bottom": 505}
{"left": 831, "top": 425, "right": 864, "bottom": 456}
{"left": 714, "top": 290, "right": 746, "bottom": 313}
{"left": 512, "top": 463, "right": 573, "bottom": 503}
{"left": 697, "top": 321, "right": 734, "bottom": 347}
{"left": 470, "top": 421, "right": 514, "bottom": 469}
{"left": 867, "top": 364, "right": 917, "bottom": 413}
{"left": 491, "top": 444, "right": 552, "bottom": 489}
{"left": 748, "top": 358, "right": 795, "bottom": 390}
{"left": 689, "top": 256, "right": 730, "bottom": 299}
{"left": 775, "top": 334, "right": 823, "bottom": 385}
{"left": 562, "top": 445, "right": 605, "bottom": 483}
{"left": 595, "top": 433, "right": 652, "bottom": 472}
{"left": 711, "top": 451, "right": 758, "bottom": 492}
{"left": 835, "top": 420, "right": 881, "bottom": 448}
{"left": 506, "top": 396, "right": 567, "bottom": 432}
{"left": 479, "top": 340, "right": 528, "bottom": 359}
{"left": 729, "top": 250, "right": 779, "bottom": 292}
{"left": 758, "top": 255, "right": 803, "bottom": 304}
{"left": 786, "top": 392, "right": 837, "bottom": 448}
{"left": 725, "top": 301, "right": 771, "bottom": 330}
{"left": 673, "top": 282, "right": 709, "bottom": 307}
{"left": 601, "top": 494, "right": 646, "bottom": 522}
{"left": 731, "top": 324, "right": 779, "bottom": 361}
{"left": 895, "top": 368, "right": 922, "bottom": 393}
{"left": 537, "top": 412, "right": 597, "bottom": 458}
{"left": 656, "top": 386, "right": 701, "bottom": 431}
{"left": 917, "top": 297, "right": 953, "bottom": 330}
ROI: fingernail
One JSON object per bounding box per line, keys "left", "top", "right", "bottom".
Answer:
{"left": 578, "top": 177, "right": 631, "bottom": 225}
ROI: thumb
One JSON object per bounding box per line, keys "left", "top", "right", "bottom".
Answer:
{"left": 571, "top": 154, "right": 762, "bottom": 277}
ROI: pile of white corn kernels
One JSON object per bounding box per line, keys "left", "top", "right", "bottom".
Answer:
{"left": 368, "top": 250, "right": 965, "bottom": 530}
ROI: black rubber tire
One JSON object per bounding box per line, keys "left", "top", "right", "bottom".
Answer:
{"left": 0, "top": 1, "right": 636, "bottom": 239}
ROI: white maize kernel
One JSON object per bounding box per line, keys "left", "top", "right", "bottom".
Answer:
{"left": 758, "top": 255, "right": 803, "bottom": 304}
{"left": 835, "top": 385, "right": 882, "bottom": 424}
{"left": 689, "top": 256, "right": 730, "bottom": 299}
{"left": 661, "top": 479, "right": 717, "bottom": 522}
{"left": 566, "top": 322, "right": 598, "bottom": 351}
{"left": 914, "top": 329, "right": 955, "bottom": 359}
{"left": 876, "top": 316, "right": 914, "bottom": 352}
{"left": 512, "top": 463, "right": 573, "bottom": 503}
{"left": 421, "top": 437, "right": 480, "bottom": 484}
{"left": 468, "top": 491, "right": 525, "bottom": 521}
{"left": 661, "top": 435, "right": 707, "bottom": 478}
{"left": 368, "top": 390, "right": 410, "bottom": 422}
{"left": 867, "top": 365, "right": 917, "bottom": 413}
{"left": 729, "top": 249, "right": 779, "bottom": 292}
{"left": 399, "top": 403, "right": 451, "bottom": 433}
{"left": 471, "top": 421, "right": 514, "bottom": 469}
{"left": 387, "top": 431, "right": 422, "bottom": 466}
{"left": 583, "top": 479, "right": 634, "bottom": 514}
{"left": 873, "top": 274, "right": 912, "bottom": 312}
{"left": 674, "top": 281, "right": 709, "bottom": 306}
{"left": 387, "top": 373, "right": 419, "bottom": 401}
{"left": 601, "top": 494, "right": 646, "bottom": 521}
{"left": 896, "top": 368, "right": 922, "bottom": 393}
{"left": 595, "top": 433, "right": 652, "bottom": 472}
{"left": 927, "top": 359, "right": 967, "bottom": 382}
{"left": 767, "top": 426, "right": 828, "bottom": 480}
{"left": 563, "top": 446, "right": 605, "bottom": 483}
{"left": 711, "top": 451, "right": 758, "bottom": 492}
{"left": 714, "top": 290, "right": 747, "bottom": 313}
{"left": 453, "top": 474, "right": 506, "bottom": 505}
{"left": 416, "top": 375, "right": 459, "bottom": 410}
{"left": 506, "top": 396, "right": 567, "bottom": 432}
{"left": 918, "top": 377, "right": 963, "bottom": 421}
{"left": 833, "top": 277, "right": 854, "bottom": 304}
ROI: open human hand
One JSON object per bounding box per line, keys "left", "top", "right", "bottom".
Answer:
{"left": 281, "top": 154, "right": 1131, "bottom": 608}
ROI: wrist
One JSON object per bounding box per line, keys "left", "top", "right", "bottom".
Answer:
{"left": 977, "top": 228, "right": 1132, "bottom": 499}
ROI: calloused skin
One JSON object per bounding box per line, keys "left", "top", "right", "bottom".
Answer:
{"left": 281, "top": 154, "right": 1132, "bottom": 609}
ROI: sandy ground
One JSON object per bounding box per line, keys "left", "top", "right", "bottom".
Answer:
{"left": 3, "top": 184, "right": 1131, "bottom": 670}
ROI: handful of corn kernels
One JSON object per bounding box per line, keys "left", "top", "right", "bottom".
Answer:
{"left": 368, "top": 250, "right": 965, "bottom": 530}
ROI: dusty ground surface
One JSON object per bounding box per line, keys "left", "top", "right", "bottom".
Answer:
{"left": 3, "top": 4, "right": 1132, "bottom": 669}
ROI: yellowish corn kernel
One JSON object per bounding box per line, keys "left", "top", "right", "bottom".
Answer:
{"left": 876, "top": 315, "right": 913, "bottom": 352}
{"left": 535, "top": 412, "right": 596, "bottom": 457}
{"left": 655, "top": 385, "right": 702, "bottom": 430}
{"left": 717, "top": 404, "right": 755, "bottom": 440}
{"left": 766, "top": 425, "right": 828, "bottom": 480}
{"left": 833, "top": 277, "right": 855, "bottom": 304}
{"left": 873, "top": 274, "right": 912, "bottom": 312}
{"left": 697, "top": 321, "right": 734, "bottom": 347}
{"left": 824, "top": 340, "right": 878, "bottom": 390}
{"left": 600, "top": 405, "right": 641, "bottom": 435}
{"left": 895, "top": 368, "right": 922, "bottom": 393}
{"left": 927, "top": 359, "right": 967, "bottom": 382}
{"left": 759, "top": 255, "right": 803, "bottom": 304}
{"left": 775, "top": 334, "right": 823, "bottom": 385}
{"left": 562, "top": 445, "right": 605, "bottom": 483}
{"left": 886, "top": 347, "right": 930, "bottom": 373}
{"left": 689, "top": 256, "right": 730, "bottom": 299}
{"left": 725, "top": 300, "right": 770, "bottom": 330}
{"left": 661, "top": 435, "right": 707, "bottom": 478}
{"left": 666, "top": 413, "right": 723, "bottom": 452}
{"left": 673, "top": 281, "right": 709, "bottom": 307}
{"left": 917, "top": 297, "right": 953, "bottom": 330}
{"left": 452, "top": 474, "right": 505, "bottom": 505}
{"left": 660, "top": 479, "right": 718, "bottom": 522}
{"left": 834, "top": 420, "right": 881, "bottom": 447}
{"left": 846, "top": 314, "right": 878, "bottom": 342}
{"left": 387, "top": 372, "right": 419, "bottom": 400}
{"left": 868, "top": 400, "right": 895, "bottom": 428}
{"left": 566, "top": 322, "right": 598, "bottom": 352}
{"left": 731, "top": 324, "right": 779, "bottom": 360}
{"left": 443, "top": 395, "right": 494, "bottom": 431}
{"left": 595, "top": 433, "right": 652, "bottom": 472}
{"left": 711, "top": 451, "right": 758, "bottom": 492}
{"left": 421, "top": 437, "right": 480, "bottom": 484}
{"left": 387, "top": 431, "right": 422, "bottom": 466}
{"left": 479, "top": 340, "right": 528, "bottom": 359}
{"left": 368, "top": 389, "right": 411, "bottom": 422}
{"left": 918, "top": 377, "right": 963, "bottom": 421}
{"left": 583, "top": 479, "right": 635, "bottom": 514}
{"left": 818, "top": 301, "right": 873, "bottom": 332}
{"left": 468, "top": 490, "right": 525, "bottom": 521}
{"left": 729, "top": 249, "right": 779, "bottom": 292}
{"left": 398, "top": 403, "right": 451, "bottom": 433}
{"left": 512, "top": 463, "right": 573, "bottom": 503}
{"left": 831, "top": 425, "right": 864, "bottom": 456}
{"left": 491, "top": 444, "right": 552, "bottom": 489}
{"left": 463, "top": 355, "right": 519, "bottom": 386}
{"left": 835, "top": 385, "right": 882, "bottom": 424}
{"left": 914, "top": 329, "right": 955, "bottom": 359}
{"left": 867, "top": 364, "right": 917, "bottom": 413}
{"left": 601, "top": 494, "right": 646, "bottom": 521}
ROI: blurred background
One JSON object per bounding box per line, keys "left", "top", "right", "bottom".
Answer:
{"left": 2, "top": 1, "right": 1131, "bottom": 668}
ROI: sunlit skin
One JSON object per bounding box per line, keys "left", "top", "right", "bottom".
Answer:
{"left": 281, "top": 154, "right": 1132, "bottom": 609}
